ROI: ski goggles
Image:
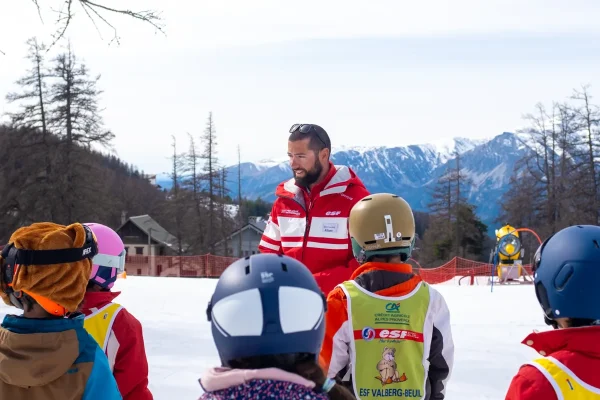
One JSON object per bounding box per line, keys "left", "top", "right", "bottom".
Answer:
{"left": 92, "top": 249, "right": 126, "bottom": 274}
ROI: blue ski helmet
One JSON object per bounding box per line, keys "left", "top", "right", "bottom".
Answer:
{"left": 206, "top": 253, "right": 327, "bottom": 365}
{"left": 533, "top": 225, "right": 600, "bottom": 325}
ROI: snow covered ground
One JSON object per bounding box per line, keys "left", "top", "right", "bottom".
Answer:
{"left": 0, "top": 276, "right": 548, "bottom": 400}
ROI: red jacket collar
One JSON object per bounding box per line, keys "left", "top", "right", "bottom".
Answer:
{"left": 275, "top": 162, "right": 365, "bottom": 200}
{"left": 309, "top": 161, "right": 337, "bottom": 195}
{"left": 522, "top": 326, "right": 600, "bottom": 358}
{"left": 348, "top": 262, "right": 422, "bottom": 298}
{"left": 82, "top": 290, "right": 121, "bottom": 311}
{"left": 351, "top": 261, "right": 413, "bottom": 279}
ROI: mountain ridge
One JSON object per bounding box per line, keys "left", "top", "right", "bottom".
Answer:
{"left": 156, "top": 132, "right": 530, "bottom": 232}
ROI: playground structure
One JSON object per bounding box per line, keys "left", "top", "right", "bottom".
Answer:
{"left": 487, "top": 224, "right": 542, "bottom": 286}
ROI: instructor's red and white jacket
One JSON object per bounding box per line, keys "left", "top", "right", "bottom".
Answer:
{"left": 258, "top": 162, "right": 370, "bottom": 295}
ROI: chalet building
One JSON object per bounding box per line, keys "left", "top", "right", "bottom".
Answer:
{"left": 115, "top": 214, "right": 179, "bottom": 275}
{"left": 214, "top": 216, "right": 267, "bottom": 257}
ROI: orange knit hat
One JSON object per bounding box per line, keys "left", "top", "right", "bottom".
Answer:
{"left": 0, "top": 222, "right": 96, "bottom": 315}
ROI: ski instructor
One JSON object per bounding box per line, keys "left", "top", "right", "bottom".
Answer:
{"left": 258, "top": 123, "right": 370, "bottom": 296}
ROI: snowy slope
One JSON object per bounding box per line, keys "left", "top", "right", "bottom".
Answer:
{"left": 0, "top": 276, "right": 549, "bottom": 400}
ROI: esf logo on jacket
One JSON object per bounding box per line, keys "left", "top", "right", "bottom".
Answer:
{"left": 359, "top": 327, "right": 424, "bottom": 342}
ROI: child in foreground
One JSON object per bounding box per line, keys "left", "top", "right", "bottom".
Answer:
{"left": 505, "top": 224, "right": 600, "bottom": 399}
{"left": 0, "top": 222, "right": 121, "bottom": 400}
{"left": 199, "top": 253, "right": 355, "bottom": 400}
{"left": 81, "top": 222, "right": 153, "bottom": 400}
{"left": 320, "top": 193, "right": 454, "bottom": 399}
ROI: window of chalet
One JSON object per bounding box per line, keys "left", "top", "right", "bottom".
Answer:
{"left": 135, "top": 247, "right": 144, "bottom": 255}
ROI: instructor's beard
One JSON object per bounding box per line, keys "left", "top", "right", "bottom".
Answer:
{"left": 293, "top": 160, "right": 323, "bottom": 188}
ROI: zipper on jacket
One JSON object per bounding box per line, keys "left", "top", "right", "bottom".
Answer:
{"left": 301, "top": 198, "right": 315, "bottom": 262}
{"left": 277, "top": 190, "right": 316, "bottom": 262}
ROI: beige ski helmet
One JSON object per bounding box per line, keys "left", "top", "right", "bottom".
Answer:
{"left": 349, "top": 193, "right": 416, "bottom": 263}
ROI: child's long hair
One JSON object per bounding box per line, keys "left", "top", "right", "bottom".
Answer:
{"left": 228, "top": 353, "right": 355, "bottom": 400}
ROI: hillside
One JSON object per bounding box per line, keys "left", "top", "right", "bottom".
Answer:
{"left": 0, "top": 125, "right": 171, "bottom": 242}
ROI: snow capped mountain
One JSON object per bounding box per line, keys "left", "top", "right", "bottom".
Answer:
{"left": 226, "top": 132, "right": 529, "bottom": 230}
{"left": 426, "top": 132, "right": 528, "bottom": 225}
{"left": 425, "top": 137, "right": 489, "bottom": 163}
{"left": 155, "top": 132, "right": 530, "bottom": 231}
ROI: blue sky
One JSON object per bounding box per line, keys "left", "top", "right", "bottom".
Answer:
{"left": 1, "top": 1, "right": 600, "bottom": 174}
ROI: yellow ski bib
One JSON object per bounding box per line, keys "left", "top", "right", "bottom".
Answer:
{"left": 529, "top": 356, "right": 600, "bottom": 399}
{"left": 83, "top": 303, "right": 123, "bottom": 352}
{"left": 340, "top": 280, "right": 430, "bottom": 399}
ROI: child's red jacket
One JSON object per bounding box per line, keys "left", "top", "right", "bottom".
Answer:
{"left": 505, "top": 326, "right": 600, "bottom": 399}
{"left": 82, "top": 291, "right": 153, "bottom": 400}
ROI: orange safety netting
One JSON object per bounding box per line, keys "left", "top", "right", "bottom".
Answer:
{"left": 412, "top": 257, "right": 533, "bottom": 284}
{"left": 0, "top": 244, "right": 530, "bottom": 285}
{"left": 122, "top": 254, "right": 532, "bottom": 284}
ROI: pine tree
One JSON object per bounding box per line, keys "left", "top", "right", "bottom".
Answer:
{"left": 4, "top": 37, "right": 55, "bottom": 219}
{"left": 169, "top": 135, "right": 186, "bottom": 255}
{"left": 182, "top": 132, "right": 206, "bottom": 251}
{"left": 48, "top": 41, "right": 114, "bottom": 148}
{"left": 571, "top": 86, "right": 600, "bottom": 223}
{"left": 5, "top": 37, "right": 50, "bottom": 137}
{"left": 201, "top": 112, "right": 219, "bottom": 252}
{"left": 422, "top": 149, "right": 485, "bottom": 264}
{"left": 219, "top": 167, "right": 231, "bottom": 255}
{"left": 46, "top": 41, "right": 114, "bottom": 221}
{"left": 237, "top": 145, "right": 243, "bottom": 255}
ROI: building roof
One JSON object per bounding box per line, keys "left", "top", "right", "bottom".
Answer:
{"left": 214, "top": 219, "right": 266, "bottom": 246}
{"left": 249, "top": 220, "right": 267, "bottom": 232}
{"left": 117, "top": 214, "right": 178, "bottom": 248}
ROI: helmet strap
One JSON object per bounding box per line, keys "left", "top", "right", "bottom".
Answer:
{"left": 8, "top": 291, "right": 24, "bottom": 310}
{"left": 544, "top": 315, "right": 559, "bottom": 329}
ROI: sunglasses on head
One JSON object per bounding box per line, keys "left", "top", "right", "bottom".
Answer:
{"left": 289, "top": 124, "right": 328, "bottom": 148}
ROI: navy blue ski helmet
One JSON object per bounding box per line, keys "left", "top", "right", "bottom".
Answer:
{"left": 206, "top": 253, "right": 327, "bottom": 365}
{"left": 533, "top": 225, "right": 600, "bottom": 325}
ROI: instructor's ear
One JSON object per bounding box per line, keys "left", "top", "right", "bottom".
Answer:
{"left": 319, "top": 147, "right": 330, "bottom": 163}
